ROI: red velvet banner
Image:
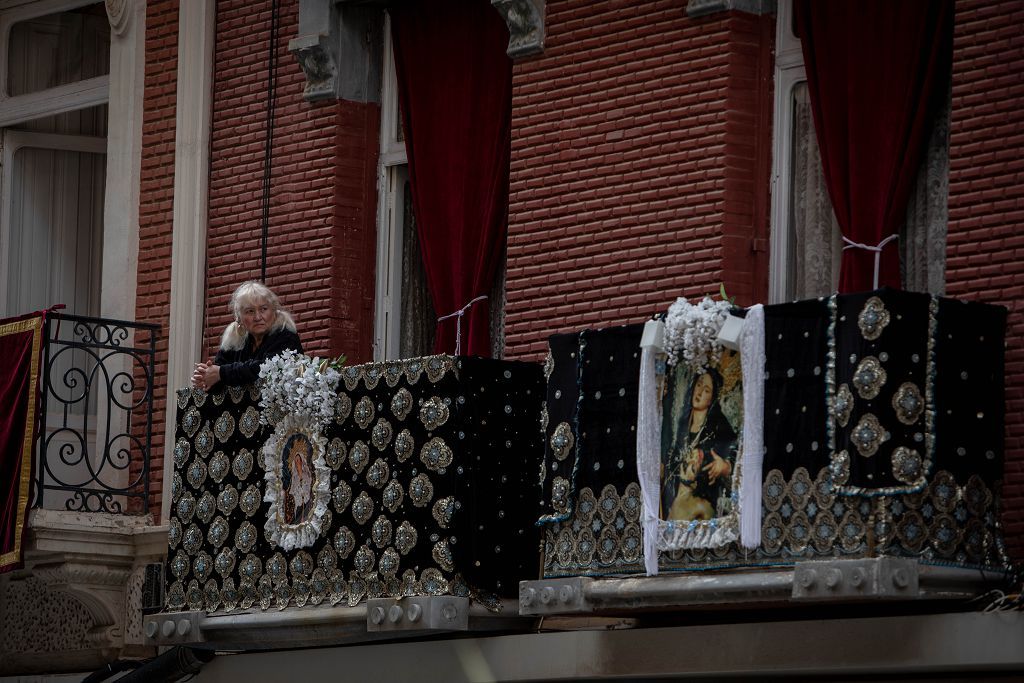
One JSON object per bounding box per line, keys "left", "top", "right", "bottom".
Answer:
{"left": 793, "top": 0, "right": 952, "bottom": 293}
{"left": 0, "top": 312, "right": 44, "bottom": 574}
{"left": 390, "top": 0, "right": 512, "bottom": 357}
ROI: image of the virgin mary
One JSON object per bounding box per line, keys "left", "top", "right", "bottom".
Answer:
{"left": 282, "top": 433, "right": 314, "bottom": 524}
{"left": 660, "top": 367, "right": 737, "bottom": 521}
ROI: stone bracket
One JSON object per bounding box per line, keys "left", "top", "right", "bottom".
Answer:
{"left": 366, "top": 596, "right": 469, "bottom": 632}
{"left": 520, "top": 577, "right": 590, "bottom": 615}
{"left": 791, "top": 557, "right": 919, "bottom": 601}
{"left": 290, "top": 0, "right": 383, "bottom": 103}
{"left": 290, "top": 32, "right": 339, "bottom": 101}
{"left": 492, "top": 0, "right": 546, "bottom": 58}
{"left": 144, "top": 610, "right": 206, "bottom": 645}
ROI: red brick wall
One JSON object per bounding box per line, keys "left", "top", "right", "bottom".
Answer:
{"left": 503, "top": 1, "right": 773, "bottom": 360}
{"left": 947, "top": 0, "right": 1024, "bottom": 559}
{"left": 135, "top": 0, "right": 179, "bottom": 517}
{"left": 207, "top": 0, "right": 379, "bottom": 364}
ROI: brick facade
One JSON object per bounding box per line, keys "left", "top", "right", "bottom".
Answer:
{"left": 947, "top": 0, "right": 1024, "bottom": 558}
{"left": 135, "top": 0, "right": 179, "bottom": 517}
{"left": 502, "top": 1, "right": 774, "bottom": 361}
{"left": 206, "top": 0, "right": 379, "bottom": 366}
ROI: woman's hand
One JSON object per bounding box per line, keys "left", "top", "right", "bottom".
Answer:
{"left": 191, "top": 359, "right": 221, "bottom": 391}
{"left": 702, "top": 449, "right": 731, "bottom": 484}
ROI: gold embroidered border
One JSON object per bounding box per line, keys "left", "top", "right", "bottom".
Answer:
{"left": 0, "top": 315, "right": 43, "bottom": 571}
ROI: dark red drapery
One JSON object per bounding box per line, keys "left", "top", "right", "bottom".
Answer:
{"left": 793, "top": 0, "right": 952, "bottom": 293}
{"left": 390, "top": 0, "right": 512, "bottom": 357}
{"left": 0, "top": 312, "right": 45, "bottom": 574}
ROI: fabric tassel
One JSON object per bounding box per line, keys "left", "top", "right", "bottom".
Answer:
{"left": 739, "top": 304, "right": 765, "bottom": 549}
{"left": 637, "top": 320, "right": 665, "bottom": 576}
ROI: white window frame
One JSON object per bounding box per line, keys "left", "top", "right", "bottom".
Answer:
{"left": 373, "top": 13, "right": 411, "bottom": 361}
{"left": 768, "top": 0, "right": 807, "bottom": 304}
{"left": 0, "top": 0, "right": 109, "bottom": 127}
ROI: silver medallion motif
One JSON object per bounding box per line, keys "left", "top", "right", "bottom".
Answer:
{"left": 852, "top": 356, "right": 887, "bottom": 400}
{"left": 858, "top": 296, "right": 891, "bottom": 340}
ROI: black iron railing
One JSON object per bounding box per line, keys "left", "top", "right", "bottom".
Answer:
{"left": 34, "top": 313, "right": 158, "bottom": 513}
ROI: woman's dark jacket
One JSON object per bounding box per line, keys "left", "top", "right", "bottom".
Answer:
{"left": 213, "top": 328, "right": 303, "bottom": 388}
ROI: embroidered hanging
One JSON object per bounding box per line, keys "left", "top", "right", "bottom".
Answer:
{"left": 0, "top": 312, "right": 46, "bottom": 574}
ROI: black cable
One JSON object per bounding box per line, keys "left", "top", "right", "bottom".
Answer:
{"left": 80, "top": 659, "right": 141, "bottom": 683}
{"left": 260, "top": 0, "right": 281, "bottom": 283}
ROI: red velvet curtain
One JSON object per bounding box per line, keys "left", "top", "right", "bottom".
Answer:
{"left": 0, "top": 312, "right": 45, "bottom": 574}
{"left": 793, "top": 0, "right": 952, "bottom": 293}
{"left": 390, "top": 0, "right": 512, "bottom": 357}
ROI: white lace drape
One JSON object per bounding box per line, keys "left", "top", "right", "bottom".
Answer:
{"left": 900, "top": 87, "right": 949, "bottom": 296}
{"left": 790, "top": 82, "right": 843, "bottom": 298}
{"left": 788, "top": 82, "right": 949, "bottom": 298}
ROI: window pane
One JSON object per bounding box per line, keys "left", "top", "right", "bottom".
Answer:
{"left": 11, "top": 103, "right": 108, "bottom": 136}
{"left": 6, "top": 146, "right": 106, "bottom": 316}
{"left": 7, "top": 4, "right": 110, "bottom": 97}
{"left": 399, "top": 175, "right": 435, "bottom": 358}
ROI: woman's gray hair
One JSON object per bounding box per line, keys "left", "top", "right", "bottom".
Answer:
{"left": 219, "top": 281, "right": 297, "bottom": 350}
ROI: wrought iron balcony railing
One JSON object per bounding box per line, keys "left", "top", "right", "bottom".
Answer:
{"left": 34, "top": 312, "right": 158, "bottom": 514}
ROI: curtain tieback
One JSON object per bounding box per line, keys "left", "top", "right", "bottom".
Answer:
{"left": 842, "top": 234, "right": 899, "bottom": 289}
{"left": 437, "top": 295, "right": 488, "bottom": 356}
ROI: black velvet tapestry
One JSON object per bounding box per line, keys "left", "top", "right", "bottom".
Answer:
{"left": 542, "top": 293, "right": 1010, "bottom": 578}
{"left": 763, "top": 297, "right": 831, "bottom": 479}
{"left": 538, "top": 324, "right": 644, "bottom": 524}
{"left": 165, "top": 355, "right": 543, "bottom": 614}
{"left": 538, "top": 324, "right": 646, "bottom": 571}
{"left": 759, "top": 290, "right": 1009, "bottom": 567}
{"left": 828, "top": 289, "right": 1006, "bottom": 495}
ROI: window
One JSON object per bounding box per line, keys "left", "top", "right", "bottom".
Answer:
{"left": 374, "top": 16, "right": 435, "bottom": 360}
{"left": 769, "top": 0, "right": 948, "bottom": 302}
{"left": 373, "top": 14, "right": 506, "bottom": 361}
{"left": 0, "top": 1, "right": 109, "bottom": 317}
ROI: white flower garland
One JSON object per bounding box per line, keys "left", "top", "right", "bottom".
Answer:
{"left": 258, "top": 349, "right": 340, "bottom": 430}
{"left": 257, "top": 350, "right": 339, "bottom": 551}
{"left": 664, "top": 295, "right": 732, "bottom": 372}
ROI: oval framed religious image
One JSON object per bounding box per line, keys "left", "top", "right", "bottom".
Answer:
{"left": 262, "top": 414, "right": 331, "bottom": 552}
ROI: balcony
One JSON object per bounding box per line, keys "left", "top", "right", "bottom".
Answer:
{"left": 146, "top": 291, "right": 1019, "bottom": 665}
{"left": 0, "top": 313, "right": 165, "bottom": 675}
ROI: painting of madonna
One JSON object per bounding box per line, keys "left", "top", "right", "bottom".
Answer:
{"left": 660, "top": 351, "right": 742, "bottom": 521}
{"left": 281, "top": 433, "right": 314, "bottom": 525}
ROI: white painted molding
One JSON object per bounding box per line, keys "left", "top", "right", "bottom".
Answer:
{"left": 163, "top": 0, "right": 214, "bottom": 524}
{"left": 0, "top": 76, "right": 109, "bottom": 128}
{"left": 372, "top": 14, "right": 407, "bottom": 361}
{"left": 767, "top": 0, "right": 805, "bottom": 303}
{"left": 101, "top": 0, "right": 144, "bottom": 324}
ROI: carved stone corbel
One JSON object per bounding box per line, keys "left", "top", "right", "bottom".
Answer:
{"left": 290, "top": 0, "right": 383, "bottom": 103}
{"left": 290, "top": 32, "right": 339, "bottom": 101}
{"left": 491, "top": 0, "right": 545, "bottom": 58}
{"left": 32, "top": 560, "right": 133, "bottom": 635}
{"left": 105, "top": 0, "right": 130, "bottom": 36}
{"left": 0, "top": 510, "right": 162, "bottom": 674}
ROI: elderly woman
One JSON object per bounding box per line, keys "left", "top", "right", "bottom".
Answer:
{"left": 191, "top": 281, "right": 302, "bottom": 391}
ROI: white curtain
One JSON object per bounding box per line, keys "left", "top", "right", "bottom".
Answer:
{"left": 5, "top": 144, "right": 106, "bottom": 317}
{"left": 789, "top": 82, "right": 843, "bottom": 299}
